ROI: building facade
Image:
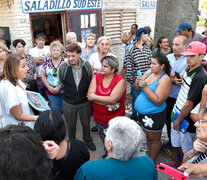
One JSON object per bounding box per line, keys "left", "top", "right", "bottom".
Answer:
{"left": 0, "top": 0, "right": 156, "bottom": 68}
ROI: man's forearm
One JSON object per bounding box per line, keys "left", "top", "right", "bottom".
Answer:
{"left": 175, "top": 102, "right": 194, "bottom": 124}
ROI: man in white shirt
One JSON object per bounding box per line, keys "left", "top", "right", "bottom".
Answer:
{"left": 29, "top": 33, "right": 50, "bottom": 77}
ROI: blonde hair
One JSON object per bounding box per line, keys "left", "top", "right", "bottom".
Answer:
{"left": 66, "top": 32, "right": 77, "bottom": 42}
{"left": 97, "top": 36, "right": 112, "bottom": 53}
{"left": 50, "top": 40, "right": 64, "bottom": 52}
{"left": 84, "top": 33, "right": 96, "bottom": 42}
{"left": 0, "top": 43, "right": 8, "bottom": 52}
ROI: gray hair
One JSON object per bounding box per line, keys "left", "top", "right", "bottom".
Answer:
{"left": 50, "top": 40, "right": 64, "bottom": 52}
{"left": 66, "top": 32, "right": 77, "bottom": 42}
{"left": 105, "top": 116, "right": 143, "bottom": 161}
{"left": 101, "top": 55, "right": 119, "bottom": 73}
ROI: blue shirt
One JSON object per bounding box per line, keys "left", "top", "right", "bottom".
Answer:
{"left": 74, "top": 155, "right": 158, "bottom": 180}
{"left": 135, "top": 72, "right": 166, "bottom": 114}
{"left": 167, "top": 53, "right": 187, "bottom": 99}
{"left": 80, "top": 45, "right": 97, "bottom": 61}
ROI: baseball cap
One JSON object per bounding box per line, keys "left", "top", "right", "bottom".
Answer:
{"left": 133, "top": 28, "right": 149, "bottom": 42}
{"left": 181, "top": 41, "right": 206, "bottom": 55}
{"left": 175, "top": 22, "right": 191, "bottom": 32}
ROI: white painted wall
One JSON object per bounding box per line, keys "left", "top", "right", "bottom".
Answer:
{"left": 0, "top": 0, "right": 33, "bottom": 52}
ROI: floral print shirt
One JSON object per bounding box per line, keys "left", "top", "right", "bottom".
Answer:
{"left": 22, "top": 54, "right": 37, "bottom": 83}
{"left": 42, "top": 56, "right": 65, "bottom": 95}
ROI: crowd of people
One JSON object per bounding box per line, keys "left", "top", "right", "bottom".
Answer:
{"left": 0, "top": 20, "right": 207, "bottom": 179}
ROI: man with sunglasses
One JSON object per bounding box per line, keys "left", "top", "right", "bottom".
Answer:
{"left": 171, "top": 41, "right": 207, "bottom": 161}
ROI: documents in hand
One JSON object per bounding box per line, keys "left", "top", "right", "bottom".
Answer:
{"left": 173, "top": 112, "right": 189, "bottom": 134}
{"left": 26, "top": 90, "right": 51, "bottom": 112}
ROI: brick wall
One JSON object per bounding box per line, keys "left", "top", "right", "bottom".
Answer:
{"left": 0, "top": 0, "right": 33, "bottom": 53}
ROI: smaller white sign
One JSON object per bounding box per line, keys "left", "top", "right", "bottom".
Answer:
{"left": 140, "top": 0, "right": 157, "bottom": 9}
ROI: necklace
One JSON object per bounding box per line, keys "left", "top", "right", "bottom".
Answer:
{"left": 51, "top": 58, "right": 62, "bottom": 77}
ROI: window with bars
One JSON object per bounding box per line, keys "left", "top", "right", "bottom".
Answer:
{"left": 103, "top": 10, "right": 136, "bottom": 45}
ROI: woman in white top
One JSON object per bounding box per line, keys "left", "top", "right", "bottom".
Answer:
{"left": 0, "top": 54, "right": 37, "bottom": 128}
{"left": 89, "top": 36, "right": 114, "bottom": 74}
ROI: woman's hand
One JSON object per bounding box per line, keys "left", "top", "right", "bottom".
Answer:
{"left": 138, "top": 79, "right": 147, "bottom": 88}
{"left": 34, "top": 72, "right": 37, "bottom": 80}
{"left": 43, "top": 140, "right": 59, "bottom": 159}
{"left": 47, "top": 85, "right": 55, "bottom": 94}
{"left": 135, "top": 77, "right": 140, "bottom": 86}
{"left": 194, "top": 139, "right": 207, "bottom": 153}
{"left": 178, "top": 163, "right": 206, "bottom": 178}
{"left": 87, "top": 90, "right": 96, "bottom": 101}
{"left": 53, "top": 86, "right": 61, "bottom": 94}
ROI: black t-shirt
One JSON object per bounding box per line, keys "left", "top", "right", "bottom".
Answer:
{"left": 186, "top": 66, "right": 207, "bottom": 132}
{"left": 52, "top": 139, "right": 90, "bottom": 180}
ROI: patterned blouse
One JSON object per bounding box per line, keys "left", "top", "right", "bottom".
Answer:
{"left": 22, "top": 54, "right": 37, "bottom": 83}
{"left": 42, "top": 56, "right": 65, "bottom": 95}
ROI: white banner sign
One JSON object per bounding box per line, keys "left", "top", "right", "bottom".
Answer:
{"left": 140, "top": 0, "right": 157, "bottom": 9}
{"left": 21, "top": 0, "right": 102, "bottom": 13}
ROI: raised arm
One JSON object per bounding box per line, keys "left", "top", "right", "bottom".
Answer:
{"left": 121, "top": 32, "right": 131, "bottom": 44}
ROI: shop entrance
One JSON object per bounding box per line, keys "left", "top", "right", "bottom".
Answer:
{"left": 30, "top": 13, "right": 65, "bottom": 45}
{"left": 67, "top": 9, "right": 102, "bottom": 44}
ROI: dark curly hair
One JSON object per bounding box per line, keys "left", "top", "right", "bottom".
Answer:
{"left": 12, "top": 39, "right": 26, "bottom": 47}
{"left": 152, "top": 53, "right": 171, "bottom": 76}
{"left": 0, "top": 125, "right": 52, "bottom": 180}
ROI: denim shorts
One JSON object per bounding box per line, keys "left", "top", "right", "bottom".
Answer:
{"left": 171, "top": 122, "right": 196, "bottom": 154}
{"left": 138, "top": 110, "right": 166, "bottom": 132}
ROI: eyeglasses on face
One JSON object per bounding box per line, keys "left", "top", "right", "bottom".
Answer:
{"left": 197, "top": 118, "right": 207, "bottom": 124}
{"left": 103, "top": 128, "right": 108, "bottom": 135}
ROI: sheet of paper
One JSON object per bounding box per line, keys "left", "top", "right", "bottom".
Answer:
{"left": 81, "top": 15, "right": 88, "bottom": 28}
{"left": 90, "top": 14, "right": 96, "bottom": 27}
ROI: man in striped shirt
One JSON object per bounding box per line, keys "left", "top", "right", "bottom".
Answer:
{"left": 125, "top": 28, "right": 152, "bottom": 121}
{"left": 171, "top": 41, "right": 207, "bottom": 159}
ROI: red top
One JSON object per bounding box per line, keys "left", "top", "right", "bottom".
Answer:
{"left": 92, "top": 73, "right": 126, "bottom": 125}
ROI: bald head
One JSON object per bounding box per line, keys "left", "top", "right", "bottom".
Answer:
{"left": 172, "top": 35, "right": 188, "bottom": 57}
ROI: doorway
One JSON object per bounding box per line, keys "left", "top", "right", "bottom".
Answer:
{"left": 30, "top": 13, "right": 64, "bottom": 45}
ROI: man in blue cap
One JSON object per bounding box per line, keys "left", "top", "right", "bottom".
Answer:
{"left": 175, "top": 22, "right": 203, "bottom": 44}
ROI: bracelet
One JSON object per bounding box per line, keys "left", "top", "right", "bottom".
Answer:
{"left": 93, "top": 94, "right": 96, "bottom": 101}
{"left": 186, "top": 149, "right": 196, "bottom": 160}
{"left": 186, "top": 151, "right": 191, "bottom": 160}
{"left": 34, "top": 116, "right": 39, "bottom": 121}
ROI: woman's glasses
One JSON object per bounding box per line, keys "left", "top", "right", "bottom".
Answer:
{"left": 197, "top": 118, "right": 207, "bottom": 124}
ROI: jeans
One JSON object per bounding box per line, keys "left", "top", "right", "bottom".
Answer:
{"left": 96, "top": 122, "right": 108, "bottom": 155}
{"left": 131, "top": 84, "right": 139, "bottom": 121}
{"left": 47, "top": 94, "right": 63, "bottom": 114}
